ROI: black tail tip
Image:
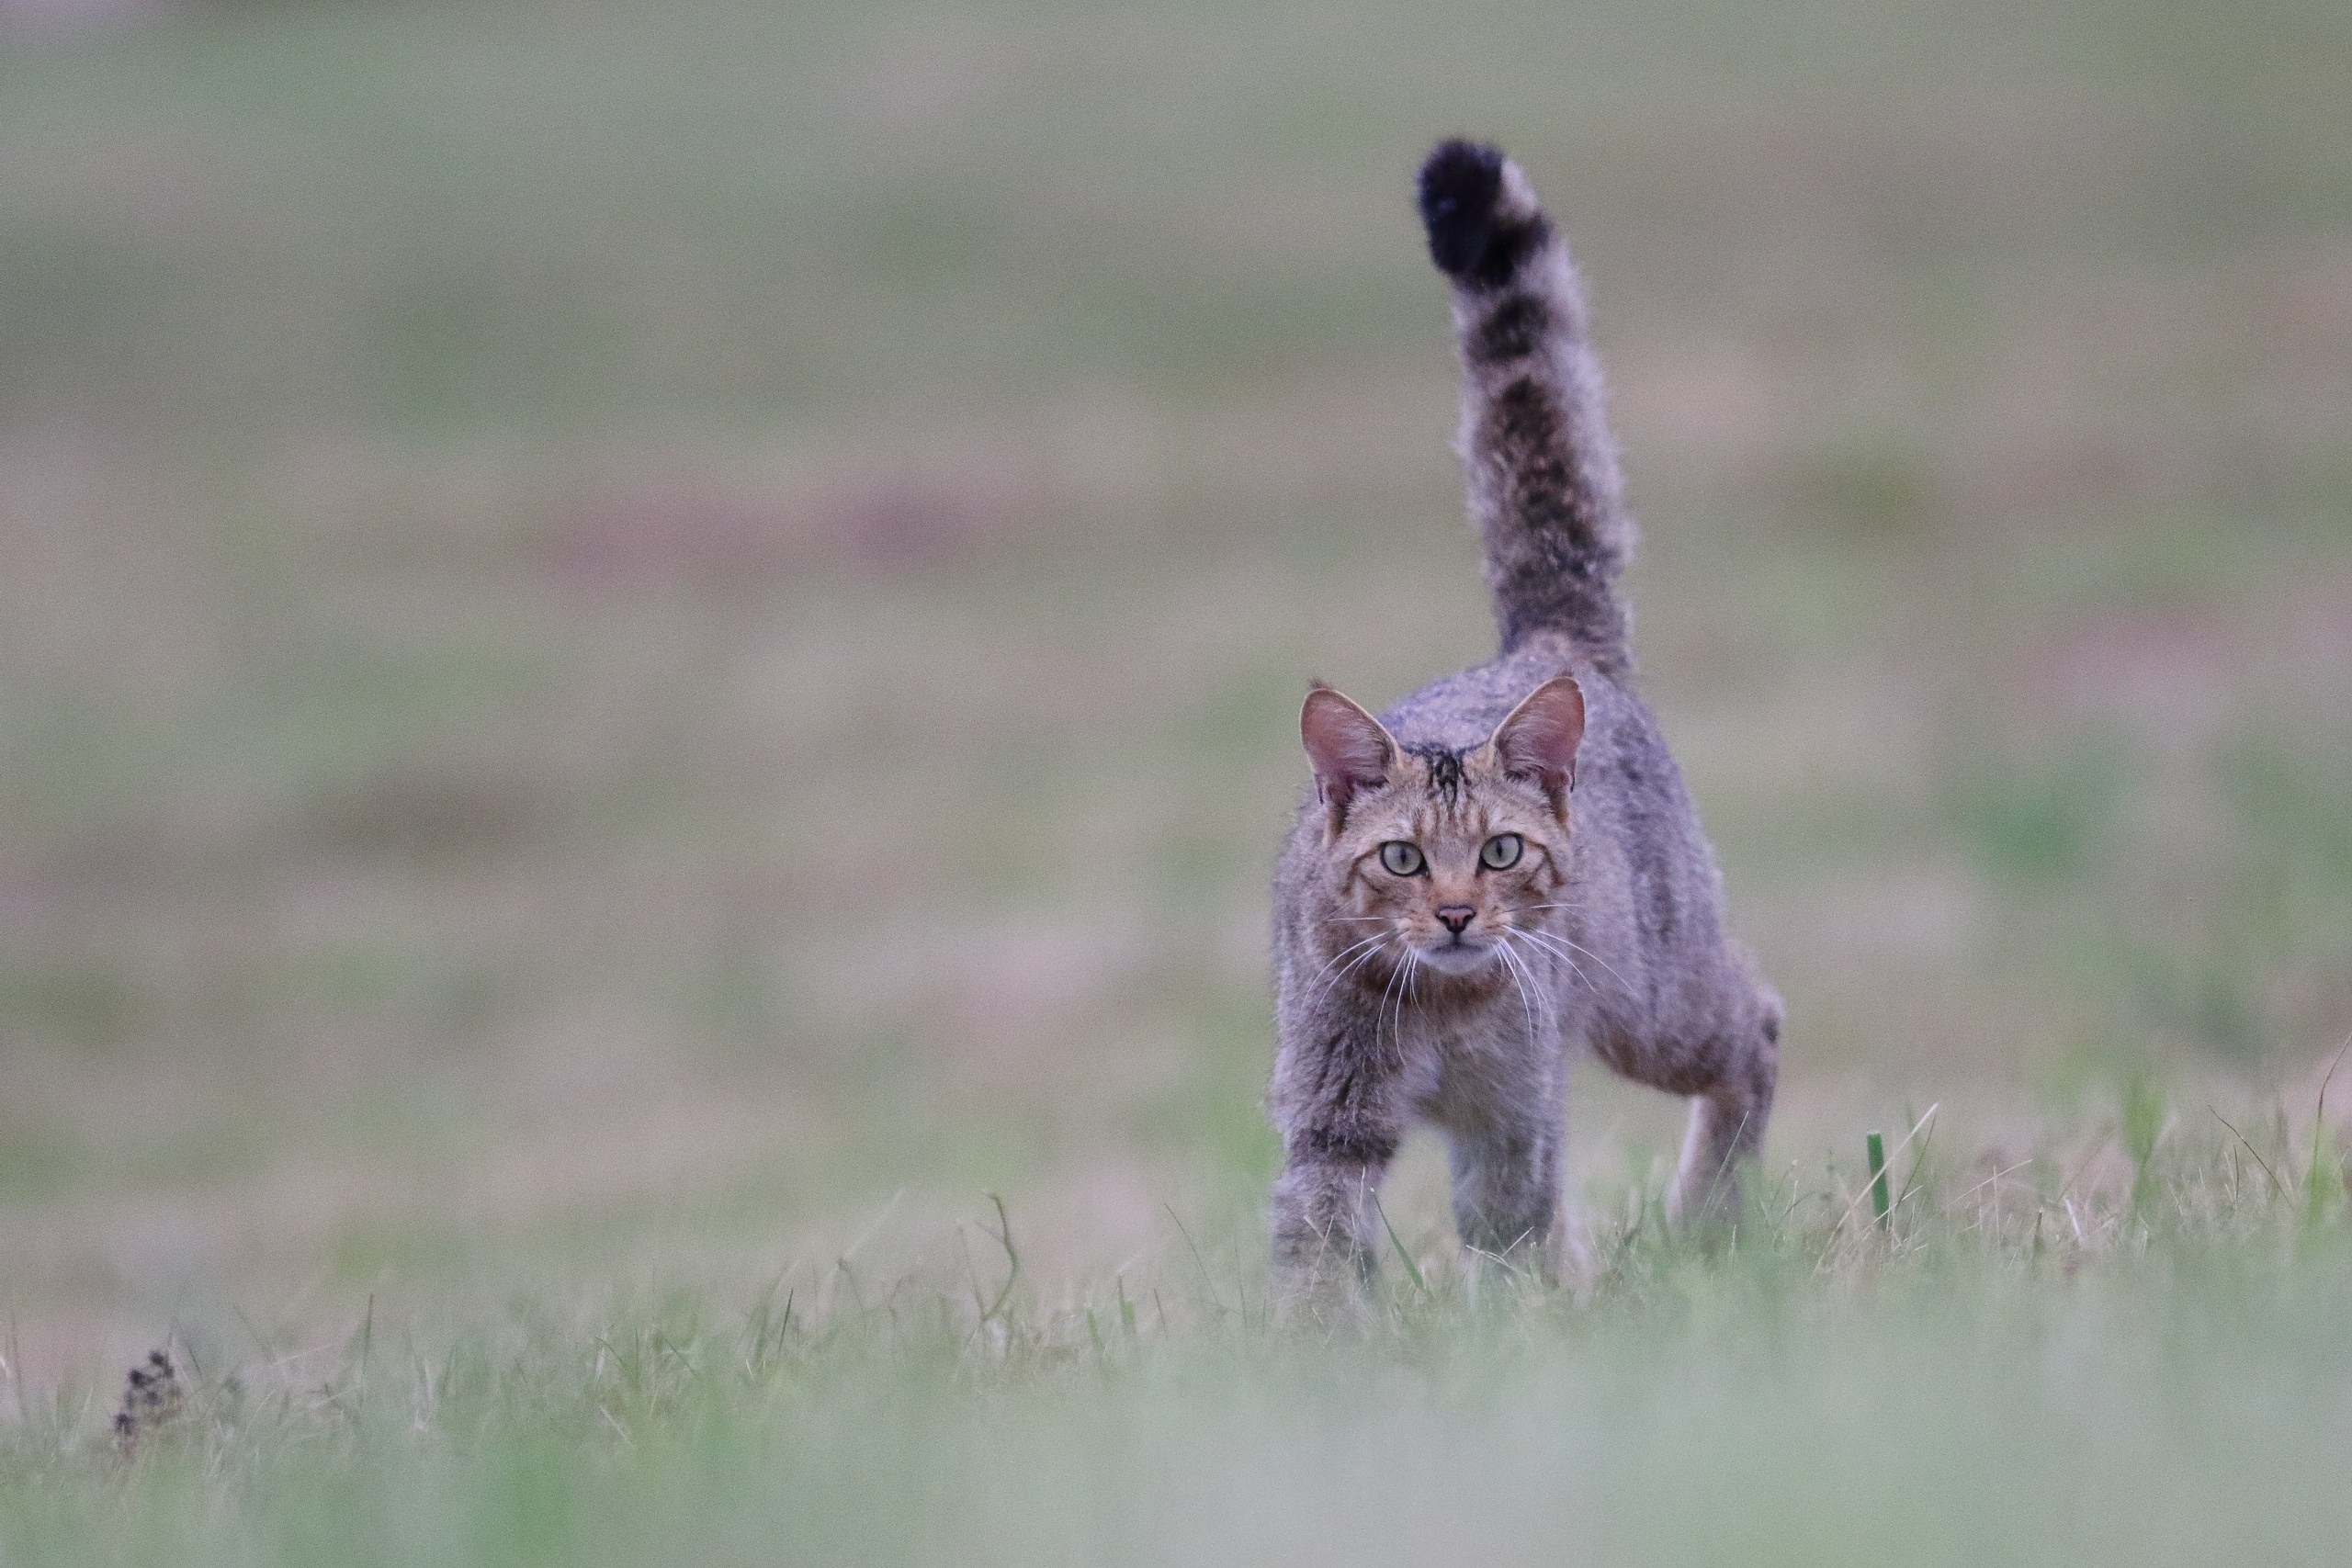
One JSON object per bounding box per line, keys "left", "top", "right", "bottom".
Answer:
{"left": 1417, "top": 139, "right": 1509, "bottom": 278}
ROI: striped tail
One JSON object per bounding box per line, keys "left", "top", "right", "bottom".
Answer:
{"left": 1417, "top": 140, "right": 1634, "bottom": 672}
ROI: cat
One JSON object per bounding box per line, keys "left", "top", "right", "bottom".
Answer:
{"left": 1268, "top": 140, "right": 1781, "bottom": 1303}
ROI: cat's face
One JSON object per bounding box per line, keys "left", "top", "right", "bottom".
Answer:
{"left": 1300, "top": 678, "right": 1584, "bottom": 980}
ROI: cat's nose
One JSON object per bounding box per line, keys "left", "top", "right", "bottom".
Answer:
{"left": 1435, "top": 905, "right": 1476, "bottom": 934}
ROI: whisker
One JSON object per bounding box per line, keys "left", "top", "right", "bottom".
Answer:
{"left": 1546, "top": 931, "right": 1637, "bottom": 998}
{"left": 1315, "top": 931, "right": 1389, "bottom": 969}
{"left": 1514, "top": 940, "right": 1552, "bottom": 1034}
{"left": 1520, "top": 925, "right": 1635, "bottom": 1007}
{"left": 1302, "top": 931, "right": 1390, "bottom": 998}
{"left": 1309, "top": 942, "right": 1392, "bottom": 1008}
{"left": 1376, "top": 949, "right": 1409, "bottom": 1048}
{"left": 1509, "top": 927, "right": 1601, "bottom": 990}
{"left": 1497, "top": 940, "right": 1541, "bottom": 1043}
{"left": 1505, "top": 924, "right": 1573, "bottom": 962}
{"left": 1507, "top": 927, "right": 1600, "bottom": 1002}
{"left": 1391, "top": 943, "right": 1429, "bottom": 1049}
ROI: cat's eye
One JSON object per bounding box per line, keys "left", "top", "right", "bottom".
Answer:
{"left": 1480, "top": 833, "right": 1523, "bottom": 871}
{"left": 1378, "top": 841, "right": 1425, "bottom": 876}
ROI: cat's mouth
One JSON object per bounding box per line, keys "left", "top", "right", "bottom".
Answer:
{"left": 1414, "top": 938, "right": 1498, "bottom": 976}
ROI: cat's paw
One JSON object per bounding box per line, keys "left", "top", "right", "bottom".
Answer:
{"left": 1416, "top": 138, "right": 1547, "bottom": 286}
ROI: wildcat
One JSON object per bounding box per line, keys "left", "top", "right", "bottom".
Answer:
{"left": 1268, "top": 140, "right": 1781, "bottom": 1301}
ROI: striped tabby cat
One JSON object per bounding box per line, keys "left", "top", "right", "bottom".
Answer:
{"left": 1268, "top": 140, "right": 1781, "bottom": 1303}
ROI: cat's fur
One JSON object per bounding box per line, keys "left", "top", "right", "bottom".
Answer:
{"left": 1268, "top": 140, "right": 1780, "bottom": 1300}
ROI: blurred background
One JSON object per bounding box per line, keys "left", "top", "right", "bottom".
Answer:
{"left": 3, "top": 0, "right": 2348, "bottom": 1375}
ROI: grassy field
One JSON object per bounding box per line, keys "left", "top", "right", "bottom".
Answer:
{"left": 3, "top": 0, "right": 2351, "bottom": 1559}
{"left": 8, "top": 1122, "right": 2352, "bottom": 1565}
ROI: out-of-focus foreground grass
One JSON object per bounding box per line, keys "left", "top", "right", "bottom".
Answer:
{"left": 8, "top": 1127, "right": 2352, "bottom": 1567}
{"left": 2, "top": 0, "right": 2350, "bottom": 1498}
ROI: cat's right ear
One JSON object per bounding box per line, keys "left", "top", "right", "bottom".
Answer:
{"left": 1301, "top": 683, "right": 1396, "bottom": 835}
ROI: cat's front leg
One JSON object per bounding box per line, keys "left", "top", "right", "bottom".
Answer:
{"left": 1268, "top": 1030, "right": 1406, "bottom": 1312}
{"left": 1268, "top": 1122, "right": 1398, "bottom": 1312}
{"left": 1446, "top": 1116, "right": 1562, "bottom": 1281}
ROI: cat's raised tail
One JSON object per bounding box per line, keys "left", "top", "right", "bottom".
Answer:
{"left": 1418, "top": 139, "right": 1634, "bottom": 674}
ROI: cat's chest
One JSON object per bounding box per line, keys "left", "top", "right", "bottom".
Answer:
{"left": 1398, "top": 997, "right": 1546, "bottom": 1125}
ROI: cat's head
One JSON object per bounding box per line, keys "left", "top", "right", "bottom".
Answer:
{"left": 1299, "top": 676, "right": 1584, "bottom": 978}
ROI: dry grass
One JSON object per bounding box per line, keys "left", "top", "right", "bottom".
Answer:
{"left": 7, "top": 1110, "right": 2352, "bottom": 1566}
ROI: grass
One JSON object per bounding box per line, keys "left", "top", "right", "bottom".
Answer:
{"left": 6, "top": 1112, "right": 2350, "bottom": 1567}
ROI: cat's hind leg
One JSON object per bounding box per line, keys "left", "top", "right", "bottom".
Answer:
{"left": 1664, "top": 997, "right": 1780, "bottom": 1227}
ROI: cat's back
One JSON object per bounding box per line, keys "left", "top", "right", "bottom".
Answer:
{"left": 1376, "top": 634, "right": 1649, "bottom": 761}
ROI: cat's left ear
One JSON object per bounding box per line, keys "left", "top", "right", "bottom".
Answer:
{"left": 1487, "top": 675, "right": 1585, "bottom": 818}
